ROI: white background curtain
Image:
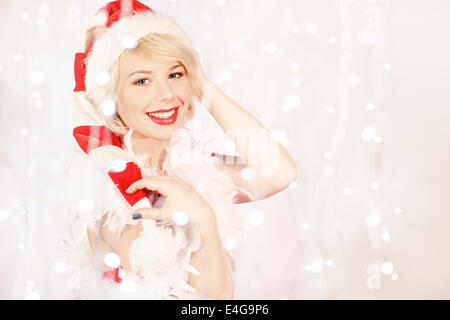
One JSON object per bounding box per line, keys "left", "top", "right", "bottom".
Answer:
{"left": 0, "top": 0, "right": 449, "bottom": 299}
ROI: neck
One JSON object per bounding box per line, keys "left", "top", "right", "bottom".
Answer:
{"left": 127, "top": 133, "right": 169, "bottom": 170}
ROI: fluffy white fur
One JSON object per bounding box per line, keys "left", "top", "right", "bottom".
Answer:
{"left": 57, "top": 127, "right": 251, "bottom": 299}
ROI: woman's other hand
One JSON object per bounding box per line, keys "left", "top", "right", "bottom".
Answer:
{"left": 125, "top": 175, "right": 216, "bottom": 233}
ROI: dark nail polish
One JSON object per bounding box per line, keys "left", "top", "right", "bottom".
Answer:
{"left": 132, "top": 213, "right": 142, "bottom": 220}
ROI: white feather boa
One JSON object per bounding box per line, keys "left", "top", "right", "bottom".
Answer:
{"left": 56, "top": 127, "right": 250, "bottom": 299}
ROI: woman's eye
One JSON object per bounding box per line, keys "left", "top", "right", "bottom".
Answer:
{"left": 135, "top": 79, "right": 149, "bottom": 85}
{"left": 170, "top": 72, "right": 184, "bottom": 79}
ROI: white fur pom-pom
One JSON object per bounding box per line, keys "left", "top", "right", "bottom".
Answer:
{"left": 128, "top": 226, "right": 181, "bottom": 276}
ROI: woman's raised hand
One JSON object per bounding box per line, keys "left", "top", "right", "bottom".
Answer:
{"left": 126, "top": 175, "right": 216, "bottom": 233}
{"left": 190, "top": 48, "right": 215, "bottom": 105}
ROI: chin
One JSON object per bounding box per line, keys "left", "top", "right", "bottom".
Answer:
{"left": 139, "top": 123, "right": 185, "bottom": 142}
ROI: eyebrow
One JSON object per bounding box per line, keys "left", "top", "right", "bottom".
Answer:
{"left": 127, "top": 63, "right": 183, "bottom": 78}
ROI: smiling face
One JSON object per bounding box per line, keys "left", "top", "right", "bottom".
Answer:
{"left": 115, "top": 50, "right": 193, "bottom": 141}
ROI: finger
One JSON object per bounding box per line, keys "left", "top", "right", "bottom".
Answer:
{"left": 151, "top": 192, "right": 157, "bottom": 206}
{"left": 132, "top": 207, "right": 170, "bottom": 222}
{"left": 126, "top": 176, "right": 173, "bottom": 195}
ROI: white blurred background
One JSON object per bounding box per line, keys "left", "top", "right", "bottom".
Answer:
{"left": 0, "top": 0, "right": 449, "bottom": 299}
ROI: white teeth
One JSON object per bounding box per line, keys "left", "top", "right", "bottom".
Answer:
{"left": 148, "top": 108, "right": 176, "bottom": 119}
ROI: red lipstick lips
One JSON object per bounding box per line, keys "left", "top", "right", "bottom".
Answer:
{"left": 146, "top": 106, "right": 179, "bottom": 125}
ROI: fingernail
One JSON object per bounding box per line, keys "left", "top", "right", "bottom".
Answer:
{"left": 132, "top": 213, "right": 142, "bottom": 220}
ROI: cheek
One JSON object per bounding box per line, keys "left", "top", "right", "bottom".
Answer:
{"left": 117, "top": 89, "right": 142, "bottom": 118}
{"left": 180, "top": 88, "right": 192, "bottom": 114}
{"left": 178, "top": 79, "right": 192, "bottom": 103}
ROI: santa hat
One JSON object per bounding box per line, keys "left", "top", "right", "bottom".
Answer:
{"left": 71, "top": 0, "right": 194, "bottom": 282}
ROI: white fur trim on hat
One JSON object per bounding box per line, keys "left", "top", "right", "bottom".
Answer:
{"left": 84, "top": 11, "right": 193, "bottom": 105}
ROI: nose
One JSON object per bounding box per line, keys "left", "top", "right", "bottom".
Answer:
{"left": 156, "top": 79, "right": 176, "bottom": 102}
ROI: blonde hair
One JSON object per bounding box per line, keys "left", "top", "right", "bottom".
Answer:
{"left": 95, "top": 33, "right": 200, "bottom": 137}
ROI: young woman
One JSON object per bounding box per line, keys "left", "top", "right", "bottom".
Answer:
{"left": 60, "top": 0, "right": 297, "bottom": 300}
